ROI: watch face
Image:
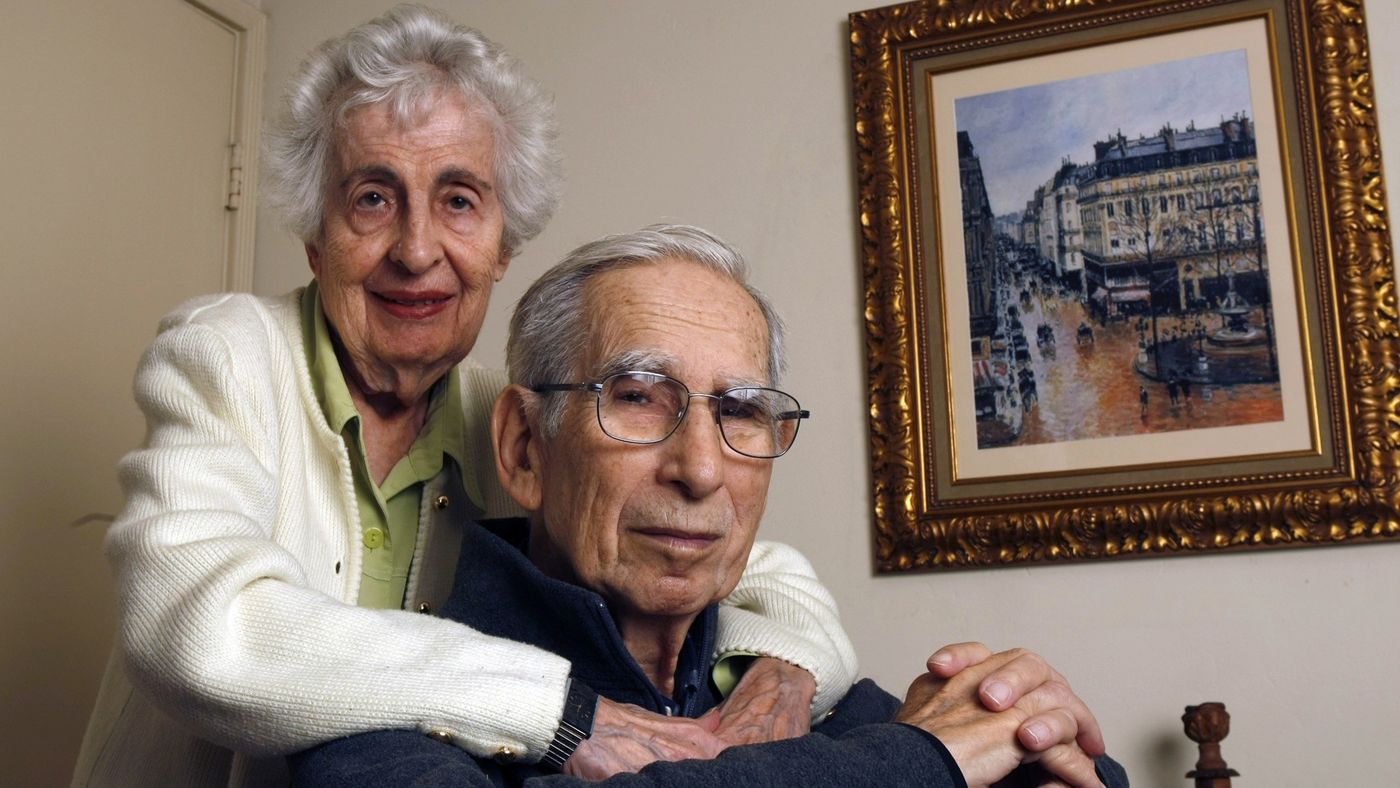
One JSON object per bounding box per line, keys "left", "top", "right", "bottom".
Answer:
{"left": 543, "top": 681, "right": 599, "bottom": 770}
{"left": 563, "top": 681, "right": 599, "bottom": 735}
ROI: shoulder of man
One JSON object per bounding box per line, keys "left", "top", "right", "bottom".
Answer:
{"left": 455, "top": 363, "right": 524, "bottom": 519}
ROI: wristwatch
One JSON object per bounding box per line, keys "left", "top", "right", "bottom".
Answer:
{"left": 541, "top": 679, "right": 599, "bottom": 770}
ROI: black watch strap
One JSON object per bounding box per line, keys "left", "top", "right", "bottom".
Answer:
{"left": 541, "top": 679, "right": 599, "bottom": 770}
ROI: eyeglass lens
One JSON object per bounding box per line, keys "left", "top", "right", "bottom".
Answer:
{"left": 598, "top": 372, "right": 800, "bottom": 457}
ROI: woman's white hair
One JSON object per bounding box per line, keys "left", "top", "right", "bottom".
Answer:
{"left": 507, "top": 224, "right": 788, "bottom": 435}
{"left": 262, "top": 4, "right": 560, "bottom": 253}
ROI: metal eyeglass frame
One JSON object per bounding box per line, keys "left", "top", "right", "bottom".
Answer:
{"left": 532, "top": 371, "right": 809, "bottom": 459}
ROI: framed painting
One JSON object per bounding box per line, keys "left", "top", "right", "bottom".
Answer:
{"left": 848, "top": 0, "right": 1398, "bottom": 571}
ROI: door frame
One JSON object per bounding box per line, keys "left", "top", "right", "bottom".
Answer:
{"left": 187, "top": 0, "right": 265, "bottom": 292}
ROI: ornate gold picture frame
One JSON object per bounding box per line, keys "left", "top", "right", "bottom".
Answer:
{"left": 849, "top": 0, "right": 1397, "bottom": 572}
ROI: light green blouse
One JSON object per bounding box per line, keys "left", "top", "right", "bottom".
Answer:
{"left": 302, "top": 283, "right": 471, "bottom": 610}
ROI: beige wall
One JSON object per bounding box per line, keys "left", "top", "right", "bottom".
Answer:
{"left": 253, "top": 1, "right": 1400, "bottom": 785}
{"left": 2, "top": 2, "right": 264, "bottom": 782}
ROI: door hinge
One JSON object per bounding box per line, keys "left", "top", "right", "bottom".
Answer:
{"left": 226, "top": 142, "right": 244, "bottom": 210}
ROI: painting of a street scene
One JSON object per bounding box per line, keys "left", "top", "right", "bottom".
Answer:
{"left": 954, "top": 50, "right": 1283, "bottom": 450}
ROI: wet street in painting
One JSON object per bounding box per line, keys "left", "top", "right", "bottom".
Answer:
{"left": 1009, "top": 284, "right": 1284, "bottom": 447}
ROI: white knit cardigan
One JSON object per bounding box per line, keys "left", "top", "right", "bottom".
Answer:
{"left": 72, "top": 290, "right": 857, "bottom": 787}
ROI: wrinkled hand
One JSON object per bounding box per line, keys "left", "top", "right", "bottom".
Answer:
{"left": 563, "top": 697, "right": 725, "bottom": 780}
{"left": 706, "top": 657, "right": 815, "bottom": 747}
{"left": 895, "top": 648, "right": 1105, "bottom": 788}
{"left": 927, "top": 642, "right": 1105, "bottom": 758}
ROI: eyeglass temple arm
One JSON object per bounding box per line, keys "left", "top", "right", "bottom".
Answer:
{"left": 777, "top": 409, "right": 811, "bottom": 421}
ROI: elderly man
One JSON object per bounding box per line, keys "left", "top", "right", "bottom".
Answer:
{"left": 293, "top": 225, "right": 1127, "bottom": 787}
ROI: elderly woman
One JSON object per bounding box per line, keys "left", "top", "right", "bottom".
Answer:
{"left": 72, "top": 7, "right": 854, "bottom": 787}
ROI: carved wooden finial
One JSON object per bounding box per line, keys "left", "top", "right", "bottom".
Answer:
{"left": 1183, "top": 702, "right": 1240, "bottom": 787}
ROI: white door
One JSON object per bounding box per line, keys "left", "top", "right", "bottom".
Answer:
{"left": 0, "top": 0, "right": 262, "bottom": 781}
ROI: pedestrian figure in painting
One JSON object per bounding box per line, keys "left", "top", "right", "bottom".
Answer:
{"left": 1139, "top": 385, "right": 1149, "bottom": 419}
{"left": 1018, "top": 366, "right": 1038, "bottom": 408}
{"left": 1078, "top": 322, "right": 1095, "bottom": 345}
{"left": 1180, "top": 375, "right": 1192, "bottom": 401}
{"left": 1167, "top": 378, "right": 1179, "bottom": 406}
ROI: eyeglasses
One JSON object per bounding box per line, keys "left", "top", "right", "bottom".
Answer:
{"left": 533, "top": 371, "right": 809, "bottom": 459}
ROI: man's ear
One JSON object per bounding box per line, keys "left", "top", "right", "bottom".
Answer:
{"left": 491, "top": 384, "right": 544, "bottom": 514}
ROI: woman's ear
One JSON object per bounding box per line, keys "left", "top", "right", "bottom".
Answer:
{"left": 492, "top": 250, "right": 512, "bottom": 283}
{"left": 491, "top": 384, "right": 544, "bottom": 513}
{"left": 305, "top": 242, "right": 322, "bottom": 277}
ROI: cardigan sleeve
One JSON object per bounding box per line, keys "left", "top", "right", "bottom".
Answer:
{"left": 293, "top": 680, "right": 1132, "bottom": 788}
{"left": 106, "top": 297, "right": 570, "bottom": 760}
{"left": 292, "top": 681, "right": 963, "bottom": 788}
{"left": 713, "top": 541, "right": 859, "bottom": 717}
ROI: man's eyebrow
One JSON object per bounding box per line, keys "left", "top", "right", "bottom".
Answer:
{"left": 594, "top": 349, "right": 769, "bottom": 391}
{"left": 715, "top": 372, "right": 769, "bottom": 391}
{"left": 438, "top": 166, "right": 494, "bottom": 194}
{"left": 595, "top": 349, "right": 678, "bottom": 379}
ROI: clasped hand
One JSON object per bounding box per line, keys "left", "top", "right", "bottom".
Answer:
{"left": 564, "top": 657, "right": 814, "bottom": 779}
{"left": 897, "top": 642, "right": 1107, "bottom": 788}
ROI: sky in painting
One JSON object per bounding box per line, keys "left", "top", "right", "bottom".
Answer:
{"left": 955, "top": 49, "right": 1254, "bottom": 217}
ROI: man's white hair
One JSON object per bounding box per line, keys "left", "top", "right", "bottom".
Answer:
{"left": 507, "top": 224, "right": 788, "bottom": 435}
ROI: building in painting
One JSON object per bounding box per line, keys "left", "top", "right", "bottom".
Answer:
{"left": 1077, "top": 113, "right": 1266, "bottom": 322}
{"left": 959, "top": 131, "right": 998, "bottom": 338}
{"left": 1034, "top": 160, "right": 1090, "bottom": 294}
{"left": 959, "top": 131, "right": 1021, "bottom": 445}
{"left": 994, "top": 212, "right": 1021, "bottom": 239}
{"left": 1019, "top": 196, "right": 1039, "bottom": 249}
